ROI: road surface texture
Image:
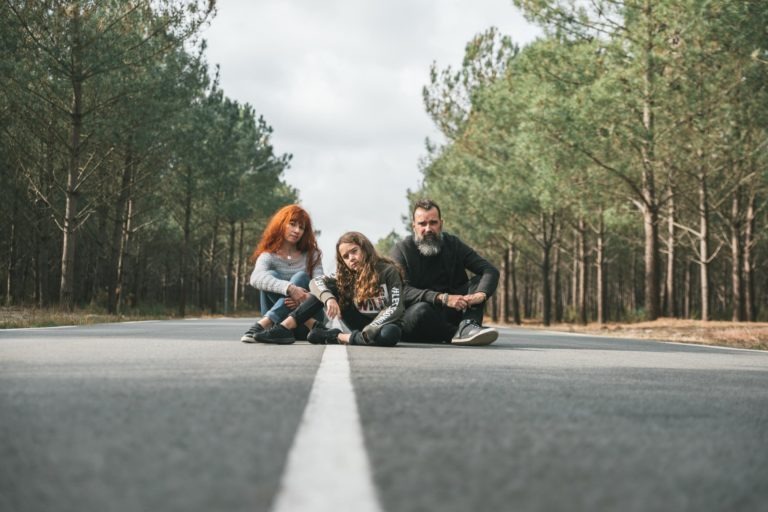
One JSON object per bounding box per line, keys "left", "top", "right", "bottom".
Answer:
{"left": 1, "top": 319, "right": 767, "bottom": 512}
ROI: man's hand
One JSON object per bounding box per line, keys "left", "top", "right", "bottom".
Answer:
{"left": 325, "top": 298, "right": 341, "bottom": 319}
{"left": 445, "top": 294, "right": 469, "bottom": 311}
{"left": 462, "top": 292, "right": 487, "bottom": 307}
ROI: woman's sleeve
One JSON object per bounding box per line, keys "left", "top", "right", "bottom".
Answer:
{"left": 309, "top": 273, "right": 338, "bottom": 305}
{"left": 310, "top": 256, "right": 325, "bottom": 279}
{"left": 362, "top": 265, "right": 405, "bottom": 340}
{"left": 249, "top": 254, "right": 291, "bottom": 295}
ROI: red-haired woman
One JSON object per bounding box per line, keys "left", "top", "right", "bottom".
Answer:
{"left": 255, "top": 231, "right": 404, "bottom": 346}
{"left": 240, "top": 204, "right": 324, "bottom": 343}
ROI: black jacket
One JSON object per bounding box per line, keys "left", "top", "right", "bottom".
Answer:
{"left": 391, "top": 232, "right": 499, "bottom": 306}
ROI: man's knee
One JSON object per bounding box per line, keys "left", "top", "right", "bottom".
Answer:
{"left": 403, "top": 301, "right": 439, "bottom": 323}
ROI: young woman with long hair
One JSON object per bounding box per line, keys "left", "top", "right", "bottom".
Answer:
{"left": 254, "top": 231, "right": 404, "bottom": 346}
{"left": 240, "top": 204, "right": 324, "bottom": 343}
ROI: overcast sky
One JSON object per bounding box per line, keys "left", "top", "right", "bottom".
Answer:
{"left": 201, "top": 0, "right": 541, "bottom": 271}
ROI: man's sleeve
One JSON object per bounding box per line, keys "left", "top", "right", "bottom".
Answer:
{"left": 460, "top": 240, "right": 499, "bottom": 296}
{"left": 390, "top": 243, "right": 440, "bottom": 305}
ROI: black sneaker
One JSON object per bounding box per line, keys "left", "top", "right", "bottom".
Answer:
{"left": 254, "top": 324, "right": 296, "bottom": 345}
{"left": 451, "top": 320, "right": 498, "bottom": 346}
{"left": 307, "top": 327, "right": 341, "bottom": 345}
{"left": 240, "top": 323, "right": 265, "bottom": 343}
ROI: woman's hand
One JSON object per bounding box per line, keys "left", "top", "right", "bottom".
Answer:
{"left": 287, "top": 284, "right": 310, "bottom": 307}
{"left": 325, "top": 298, "right": 340, "bottom": 319}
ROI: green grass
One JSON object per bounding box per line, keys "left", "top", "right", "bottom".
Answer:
{"left": 0, "top": 306, "right": 175, "bottom": 329}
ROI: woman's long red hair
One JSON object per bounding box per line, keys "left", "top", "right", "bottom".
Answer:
{"left": 251, "top": 204, "right": 321, "bottom": 274}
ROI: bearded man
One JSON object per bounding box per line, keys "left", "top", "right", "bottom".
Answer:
{"left": 391, "top": 198, "right": 500, "bottom": 345}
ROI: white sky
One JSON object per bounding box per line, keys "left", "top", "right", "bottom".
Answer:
{"left": 201, "top": 0, "right": 541, "bottom": 271}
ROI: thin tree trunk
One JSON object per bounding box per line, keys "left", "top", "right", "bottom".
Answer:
{"left": 115, "top": 186, "right": 134, "bottom": 315}
{"left": 207, "top": 218, "right": 220, "bottom": 311}
{"left": 553, "top": 235, "right": 563, "bottom": 323}
{"left": 698, "top": 170, "right": 710, "bottom": 321}
{"left": 730, "top": 191, "right": 745, "bottom": 321}
{"left": 665, "top": 193, "right": 677, "bottom": 317}
{"left": 501, "top": 244, "right": 509, "bottom": 324}
{"left": 510, "top": 244, "right": 521, "bottom": 325}
{"left": 596, "top": 209, "right": 606, "bottom": 324}
{"left": 578, "top": 217, "right": 588, "bottom": 325}
{"left": 5, "top": 199, "right": 17, "bottom": 306}
{"left": 235, "top": 220, "right": 245, "bottom": 311}
{"left": 178, "top": 166, "right": 193, "bottom": 317}
{"left": 744, "top": 192, "right": 756, "bottom": 322}
{"left": 108, "top": 149, "right": 133, "bottom": 313}
{"left": 227, "top": 220, "right": 236, "bottom": 314}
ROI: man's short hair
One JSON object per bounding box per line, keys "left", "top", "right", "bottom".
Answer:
{"left": 412, "top": 198, "right": 442, "bottom": 220}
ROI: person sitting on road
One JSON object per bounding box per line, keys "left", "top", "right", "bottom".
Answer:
{"left": 254, "top": 231, "right": 404, "bottom": 346}
{"left": 391, "top": 198, "right": 499, "bottom": 346}
{"left": 240, "top": 204, "right": 324, "bottom": 343}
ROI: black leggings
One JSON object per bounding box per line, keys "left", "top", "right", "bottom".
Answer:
{"left": 290, "top": 295, "right": 400, "bottom": 346}
{"left": 400, "top": 274, "right": 485, "bottom": 343}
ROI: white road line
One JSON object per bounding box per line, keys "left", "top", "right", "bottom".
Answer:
{"left": 270, "top": 345, "right": 384, "bottom": 512}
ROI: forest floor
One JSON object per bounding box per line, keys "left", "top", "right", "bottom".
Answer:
{"left": 514, "top": 318, "right": 768, "bottom": 351}
{"left": 2, "top": 307, "right": 767, "bottom": 351}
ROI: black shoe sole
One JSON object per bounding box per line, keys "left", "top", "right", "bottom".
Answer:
{"left": 254, "top": 336, "right": 295, "bottom": 345}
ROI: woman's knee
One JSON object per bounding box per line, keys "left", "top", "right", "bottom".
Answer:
{"left": 289, "top": 271, "right": 310, "bottom": 288}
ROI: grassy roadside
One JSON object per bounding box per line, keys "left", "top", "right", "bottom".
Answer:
{"left": 0, "top": 306, "right": 260, "bottom": 329}
{"left": 0, "top": 306, "right": 174, "bottom": 329}
{"left": 506, "top": 318, "right": 768, "bottom": 351}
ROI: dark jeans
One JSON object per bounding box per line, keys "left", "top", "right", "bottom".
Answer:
{"left": 290, "top": 294, "right": 400, "bottom": 347}
{"left": 400, "top": 274, "right": 485, "bottom": 343}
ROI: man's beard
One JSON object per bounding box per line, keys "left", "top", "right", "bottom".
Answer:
{"left": 415, "top": 232, "right": 443, "bottom": 256}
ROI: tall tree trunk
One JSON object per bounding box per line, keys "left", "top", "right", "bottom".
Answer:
{"left": 501, "top": 244, "right": 509, "bottom": 324}
{"left": 539, "top": 212, "right": 556, "bottom": 326}
{"left": 730, "top": 190, "right": 745, "bottom": 321}
{"left": 115, "top": 186, "right": 134, "bottom": 315}
{"left": 207, "top": 218, "right": 220, "bottom": 311}
{"left": 108, "top": 149, "right": 133, "bottom": 313}
{"left": 178, "top": 166, "right": 193, "bottom": 317}
{"left": 60, "top": 5, "right": 83, "bottom": 310}
{"left": 235, "top": 220, "right": 245, "bottom": 311}
{"left": 698, "top": 170, "right": 710, "bottom": 321}
{"left": 639, "top": 0, "right": 661, "bottom": 321}
{"left": 553, "top": 235, "right": 563, "bottom": 323}
{"left": 665, "top": 193, "right": 677, "bottom": 317}
{"left": 578, "top": 217, "right": 588, "bottom": 325}
{"left": 683, "top": 260, "right": 692, "bottom": 319}
{"left": 227, "top": 220, "right": 236, "bottom": 314}
{"left": 571, "top": 228, "right": 578, "bottom": 314}
{"left": 744, "top": 192, "right": 756, "bottom": 322}
{"left": 5, "top": 197, "right": 17, "bottom": 306}
{"left": 596, "top": 209, "right": 606, "bottom": 324}
{"left": 510, "top": 244, "right": 521, "bottom": 325}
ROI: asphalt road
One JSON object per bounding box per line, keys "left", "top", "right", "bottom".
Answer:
{"left": 1, "top": 319, "right": 767, "bottom": 512}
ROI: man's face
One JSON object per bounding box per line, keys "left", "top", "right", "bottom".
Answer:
{"left": 413, "top": 207, "right": 443, "bottom": 239}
